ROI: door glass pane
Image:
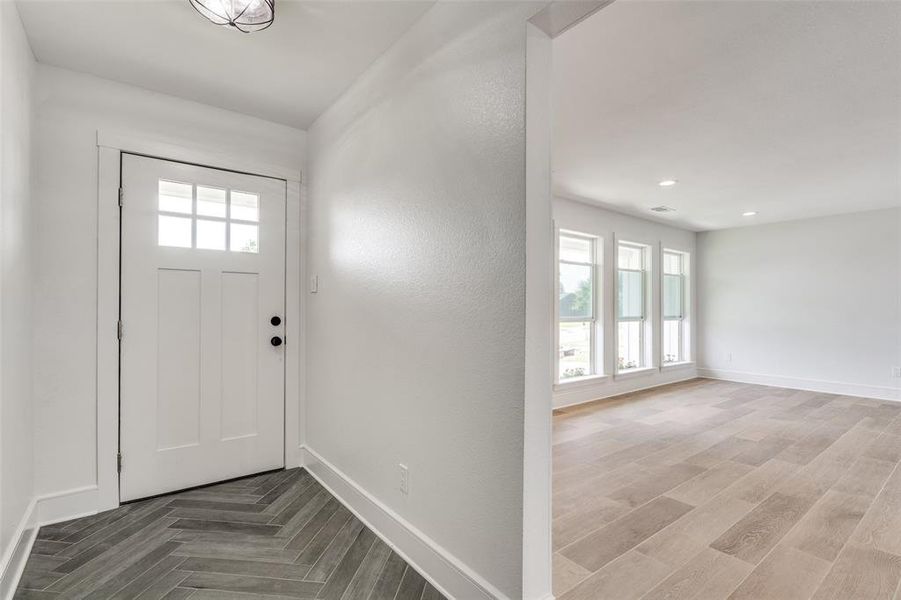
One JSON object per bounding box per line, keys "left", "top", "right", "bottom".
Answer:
{"left": 196, "top": 219, "right": 226, "bottom": 250}
{"left": 230, "top": 223, "right": 258, "bottom": 253}
{"left": 664, "top": 319, "right": 682, "bottom": 364}
{"left": 663, "top": 274, "right": 683, "bottom": 318}
{"left": 617, "top": 270, "right": 643, "bottom": 319}
{"left": 664, "top": 251, "right": 682, "bottom": 275}
{"left": 559, "top": 321, "right": 591, "bottom": 379}
{"left": 618, "top": 244, "right": 643, "bottom": 270}
{"left": 559, "top": 235, "right": 591, "bottom": 263}
{"left": 158, "top": 215, "right": 192, "bottom": 248}
{"left": 559, "top": 263, "right": 593, "bottom": 319}
{"left": 231, "top": 191, "right": 259, "bottom": 222}
{"left": 618, "top": 321, "right": 642, "bottom": 370}
{"left": 159, "top": 180, "right": 192, "bottom": 214}
{"left": 197, "top": 186, "right": 226, "bottom": 218}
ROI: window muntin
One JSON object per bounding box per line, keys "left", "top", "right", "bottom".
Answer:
{"left": 616, "top": 242, "right": 649, "bottom": 371}
{"left": 663, "top": 249, "right": 687, "bottom": 364}
{"left": 558, "top": 233, "right": 599, "bottom": 381}
{"left": 157, "top": 180, "right": 259, "bottom": 254}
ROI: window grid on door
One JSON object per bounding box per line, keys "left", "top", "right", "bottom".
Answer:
{"left": 157, "top": 179, "right": 259, "bottom": 253}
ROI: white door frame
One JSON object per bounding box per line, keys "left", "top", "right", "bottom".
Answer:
{"left": 96, "top": 129, "right": 303, "bottom": 511}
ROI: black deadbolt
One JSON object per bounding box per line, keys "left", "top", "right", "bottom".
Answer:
{"left": 270, "top": 316, "right": 281, "bottom": 326}
{"left": 270, "top": 336, "right": 283, "bottom": 347}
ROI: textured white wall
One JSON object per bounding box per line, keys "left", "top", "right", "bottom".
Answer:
{"left": 698, "top": 208, "right": 901, "bottom": 400}
{"left": 31, "top": 66, "right": 305, "bottom": 496}
{"left": 0, "top": 0, "right": 35, "bottom": 560}
{"left": 306, "top": 3, "right": 538, "bottom": 597}
{"left": 553, "top": 197, "right": 698, "bottom": 408}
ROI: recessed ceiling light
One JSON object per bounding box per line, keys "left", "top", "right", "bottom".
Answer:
{"left": 658, "top": 179, "right": 678, "bottom": 187}
{"left": 742, "top": 211, "right": 758, "bottom": 217}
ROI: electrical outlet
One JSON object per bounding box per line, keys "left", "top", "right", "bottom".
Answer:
{"left": 892, "top": 366, "right": 901, "bottom": 378}
{"left": 399, "top": 464, "right": 409, "bottom": 495}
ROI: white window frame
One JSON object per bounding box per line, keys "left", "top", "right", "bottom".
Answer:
{"left": 556, "top": 230, "right": 602, "bottom": 384}
{"left": 615, "top": 240, "right": 652, "bottom": 374}
{"left": 662, "top": 248, "right": 691, "bottom": 367}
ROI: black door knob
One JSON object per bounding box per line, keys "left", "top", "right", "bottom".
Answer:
{"left": 270, "top": 316, "right": 281, "bottom": 326}
{"left": 270, "top": 336, "right": 283, "bottom": 347}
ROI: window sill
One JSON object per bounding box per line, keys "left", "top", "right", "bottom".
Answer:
{"left": 614, "top": 366, "right": 657, "bottom": 380}
{"left": 554, "top": 374, "right": 609, "bottom": 391}
{"left": 662, "top": 361, "right": 695, "bottom": 371}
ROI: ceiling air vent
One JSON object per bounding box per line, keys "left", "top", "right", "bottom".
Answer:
{"left": 650, "top": 206, "right": 676, "bottom": 213}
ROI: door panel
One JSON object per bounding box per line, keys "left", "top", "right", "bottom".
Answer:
{"left": 156, "top": 268, "right": 202, "bottom": 451}
{"left": 221, "top": 271, "right": 260, "bottom": 441}
{"left": 120, "top": 154, "right": 286, "bottom": 501}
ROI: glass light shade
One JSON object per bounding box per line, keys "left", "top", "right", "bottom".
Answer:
{"left": 189, "top": 0, "right": 275, "bottom": 33}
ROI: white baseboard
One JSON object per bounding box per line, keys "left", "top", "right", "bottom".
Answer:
{"left": 35, "top": 485, "right": 100, "bottom": 526}
{"left": 299, "top": 445, "right": 508, "bottom": 600}
{"left": 0, "top": 485, "right": 103, "bottom": 599}
{"left": 0, "top": 499, "right": 36, "bottom": 600}
{"left": 698, "top": 368, "right": 901, "bottom": 402}
{"left": 553, "top": 370, "right": 698, "bottom": 410}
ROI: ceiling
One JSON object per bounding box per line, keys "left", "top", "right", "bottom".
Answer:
{"left": 16, "top": 0, "right": 434, "bottom": 129}
{"left": 553, "top": 0, "right": 901, "bottom": 231}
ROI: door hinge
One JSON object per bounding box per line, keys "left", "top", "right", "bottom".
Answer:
{"left": 117, "top": 452, "right": 123, "bottom": 473}
{"left": 117, "top": 320, "right": 123, "bottom": 341}
{"left": 118, "top": 187, "right": 124, "bottom": 207}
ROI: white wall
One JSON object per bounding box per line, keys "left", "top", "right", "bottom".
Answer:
{"left": 32, "top": 65, "right": 305, "bottom": 497}
{"left": 305, "top": 3, "right": 542, "bottom": 597}
{"left": 553, "top": 197, "right": 698, "bottom": 408}
{"left": 0, "top": 0, "right": 35, "bottom": 570}
{"left": 698, "top": 208, "right": 901, "bottom": 400}
{"left": 522, "top": 21, "right": 554, "bottom": 600}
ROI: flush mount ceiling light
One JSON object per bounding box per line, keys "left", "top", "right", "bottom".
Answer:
{"left": 743, "top": 211, "right": 758, "bottom": 217}
{"left": 658, "top": 179, "right": 678, "bottom": 187}
{"left": 189, "top": 0, "right": 275, "bottom": 33}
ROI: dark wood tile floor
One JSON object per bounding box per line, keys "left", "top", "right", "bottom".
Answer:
{"left": 15, "top": 468, "right": 445, "bottom": 600}
{"left": 553, "top": 379, "right": 901, "bottom": 599}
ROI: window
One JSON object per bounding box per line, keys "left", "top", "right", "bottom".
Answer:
{"left": 663, "top": 249, "right": 688, "bottom": 364}
{"left": 617, "top": 242, "right": 649, "bottom": 371}
{"left": 558, "top": 233, "right": 599, "bottom": 381}
{"left": 158, "top": 180, "right": 259, "bottom": 253}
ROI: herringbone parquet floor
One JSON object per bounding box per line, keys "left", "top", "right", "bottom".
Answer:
{"left": 15, "top": 468, "right": 446, "bottom": 600}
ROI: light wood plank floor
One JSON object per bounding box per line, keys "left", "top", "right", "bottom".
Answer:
{"left": 553, "top": 378, "right": 901, "bottom": 600}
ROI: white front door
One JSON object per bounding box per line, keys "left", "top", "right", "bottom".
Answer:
{"left": 120, "top": 154, "right": 286, "bottom": 501}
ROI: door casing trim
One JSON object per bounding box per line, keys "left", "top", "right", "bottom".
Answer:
{"left": 97, "top": 130, "right": 303, "bottom": 511}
